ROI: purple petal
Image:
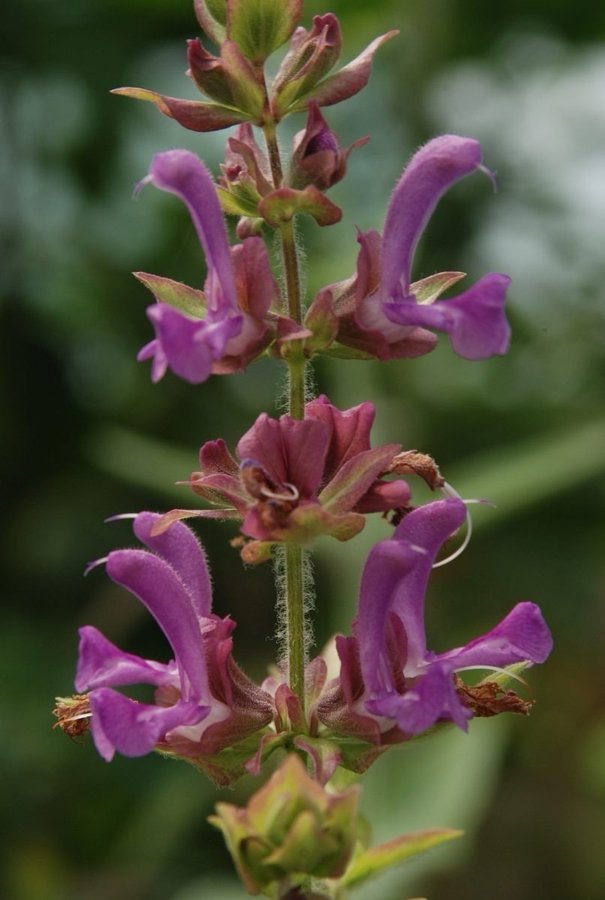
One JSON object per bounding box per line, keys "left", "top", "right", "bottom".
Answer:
{"left": 305, "top": 394, "right": 375, "bottom": 481}
{"left": 381, "top": 135, "right": 484, "bottom": 297}
{"left": 356, "top": 499, "right": 467, "bottom": 696}
{"left": 89, "top": 687, "right": 207, "bottom": 761}
{"left": 237, "top": 413, "right": 329, "bottom": 497}
{"left": 389, "top": 498, "right": 467, "bottom": 667}
{"left": 366, "top": 663, "right": 470, "bottom": 735}
{"left": 148, "top": 150, "right": 237, "bottom": 312}
{"left": 356, "top": 538, "right": 428, "bottom": 698}
{"left": 436, "top": 601, "right": 553, "bottom": 670}
{"left": 76, "top": 625, "right": 175, "bottom": 692}
{"left": 132, "top": 512, "right": 213, "bottom": 621}
{"left": 319, "top": 444, "right": 400, "bottom": 515}
{"left": 383, "top": 273, "right": 511, "bottom": 360}
{"left": 140, "top": 303, "right": 242, "bottom": 384}
{"left": 354, "top": 479, "right": 411, "bottom": 513}
{"left": 231, "top": 237, "right": 280, "bottom": 319}
{"left": 106, "top": 549, "right": 209, "bottom": 702}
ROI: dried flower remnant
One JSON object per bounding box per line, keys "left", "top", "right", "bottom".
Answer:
{"left": 455, "top": 676, "right": 533, "bottom": 718}
{"left": 52, "top": 694, "right": 91, "bottom": 742}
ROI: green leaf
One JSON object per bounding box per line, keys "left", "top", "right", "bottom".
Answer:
{"left": 342, "top": 828, "right": 463, "bottom": 889}
{"left": 410, "top": 270, "right": 466, "bottom": 304}
{"left": 216, "top": 184, "right": 262, "bottom": 218}
{"left": 133, "top": 272, "right": 206, "bottom": 318}
{"left": 194, "top": 0, "right": 228, "bottom": 44}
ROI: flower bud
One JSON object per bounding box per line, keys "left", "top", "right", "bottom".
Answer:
{"left": 194, "top": 0, "right": 227, "bottom": 44}
{"left": 289, "top": 101, "right": 368, "bottom": 191}
{"left": 187, "top": 39, "right": 265, "bottom": 121}
{"left": 209, "top": 754, "right": 359, "bottom": 893}
{"left": 272, "top": 14, "right": 342, "bottom": 118}
{"left": 228, "top": 0, "right": 303, "bottom": 64}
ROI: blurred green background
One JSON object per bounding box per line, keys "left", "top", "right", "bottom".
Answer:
{"left": 2, "top": 0, "right": 605, "bottom": 897}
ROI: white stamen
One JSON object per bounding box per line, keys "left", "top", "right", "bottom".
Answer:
{"left": 133, "top": 174, "right": 152, "bottom": 199}
{"left": 104, "top": 513, "right": 138, "bottom": 523}
{"left": 84, "top": 557, "right": 109, "bottom": 576}
{"left": 432, "top": 482, "right": 494, "bottom": 569}
{"left": 260, "top": 481, "right": 300, "bottom": 502}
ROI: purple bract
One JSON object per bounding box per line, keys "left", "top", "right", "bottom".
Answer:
{"left": 156, "top": 395, "right": 413, "bottom": 552}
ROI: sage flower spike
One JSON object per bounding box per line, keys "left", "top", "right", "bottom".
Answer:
{"left": 76, "top": 512, "right": 273, "bottom": 764}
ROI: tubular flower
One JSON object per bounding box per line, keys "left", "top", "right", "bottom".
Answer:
{"left": 136, "top": 149, "right": 281, "bottom": 383}
{"left": 317, "top": 498, "right": 552, "bottom": 745}
{"left": 312, "top": 135, "right": 511, "bottom": 362}
{"left": 75, "top": 513, "right": 273, "bottom": 771}
{"left": 158, "top": 395, "right": 413, "bottom": 554}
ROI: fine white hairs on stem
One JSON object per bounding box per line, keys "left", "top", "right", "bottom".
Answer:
{"left": 272, "top": 546, "right": 315, "bottom": 665}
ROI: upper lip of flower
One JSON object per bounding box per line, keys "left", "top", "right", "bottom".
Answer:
{"left": 148, "top": 150, "right": 238, "bottom": 314}
{"left": 378, "top": 135, "right": 512, "bottom": 360}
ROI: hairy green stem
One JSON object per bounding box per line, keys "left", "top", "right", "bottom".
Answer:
{"left": 284, "top": 544, "right": 306, "bottom": 707}
{"left": 263, "top": 120, "right": 309, "bottom": 712}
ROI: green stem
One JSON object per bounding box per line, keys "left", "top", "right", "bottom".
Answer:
{"left": 263, "top": 120, "right": 308, "bottom": 712}
{"left": 284, "top": 544, "right": 306, "bottom": 708}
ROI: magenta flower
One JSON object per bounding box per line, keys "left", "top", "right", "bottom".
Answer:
{"left": 315, "top": 135, "right": 511, "bottom": 362}
{"left": 137, "top": 150, "right": 279, "bottom": 383}
{"left": 76, "top": 512, "right": 273, "bottom": 767}
{"left": 159, "top": 395, "right": 412, "bottom": 555}
{"left": 318, "top": 498, "right": 552, "bottom": 743}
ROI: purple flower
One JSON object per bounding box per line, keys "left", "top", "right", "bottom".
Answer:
{"left": 315, "top": 135, "right": 511, "bottom": 362}
{"left": 137, "top": 150, "right": 279, "bottom": 384}
{"left": 155, "top": 395, "right": 413, "bottom": 559}
{"left": 76, "top": 512, "right": 273, "bottom": 764}
{"left": 318, "top": 498, "right": 552, "bottom": 742}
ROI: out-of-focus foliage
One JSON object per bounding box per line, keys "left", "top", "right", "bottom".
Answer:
{"left": 2, "top": 0, "right": 604, "bottom": 898}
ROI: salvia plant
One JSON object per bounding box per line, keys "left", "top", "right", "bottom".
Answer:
{"left": 54, "top": 2, "right": 553, "bottom": 897}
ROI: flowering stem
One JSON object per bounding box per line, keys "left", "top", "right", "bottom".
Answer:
{"left": 263, "top": 124, "right": 304, "bottom": 331}
{"left": 263, "top": 120, "right": 308, "bottom": 711}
